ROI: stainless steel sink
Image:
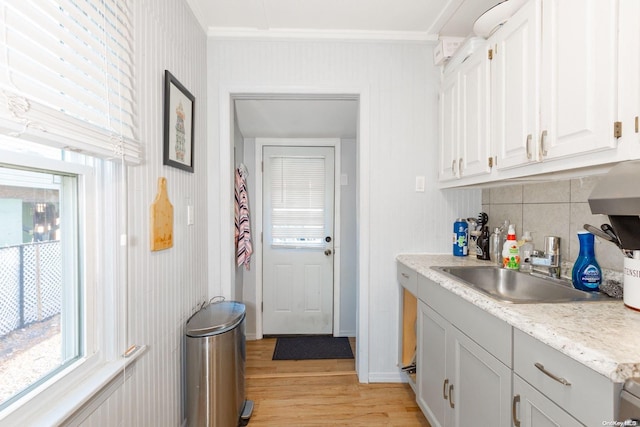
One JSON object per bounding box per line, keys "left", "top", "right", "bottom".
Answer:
{"left": 433, "top": 266, "right": 611, "bottom": 303}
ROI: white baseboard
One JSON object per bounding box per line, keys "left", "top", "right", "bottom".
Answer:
{"left": 367, "top": 371, "right": 405, "bottom": 383}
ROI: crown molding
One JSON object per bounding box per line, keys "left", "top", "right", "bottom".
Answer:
{"left": 207, "top": 27, "right": 438, "bottom": 42}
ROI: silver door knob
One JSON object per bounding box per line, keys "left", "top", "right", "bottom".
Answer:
{"left": 324, "top": 249, "right": 332, "bottom": 256}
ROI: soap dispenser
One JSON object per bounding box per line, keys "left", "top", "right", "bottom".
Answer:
{"left": 572, "top": 231, "right": 602, "bottom": 292}
{"left": 502, "top": 225, "right": 520, "bottom": 270}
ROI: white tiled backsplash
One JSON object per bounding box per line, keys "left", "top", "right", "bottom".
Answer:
{"left": 482, "top": 176, "right": 623, "bottom": 272}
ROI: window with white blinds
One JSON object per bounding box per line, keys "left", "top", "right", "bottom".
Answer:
{"left": 270, "top": 156, "right": 326, "bottom": 248}
{"left": 0, "top": 0, "right": 139, "bottom": 163}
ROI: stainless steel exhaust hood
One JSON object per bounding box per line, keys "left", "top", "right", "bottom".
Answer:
{"left": 589, "top": 160, "right": 640, "bottom": 250}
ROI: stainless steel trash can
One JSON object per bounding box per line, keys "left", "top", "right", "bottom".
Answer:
{"left": 186, "top": 301, "right": 253, "bottom": 426}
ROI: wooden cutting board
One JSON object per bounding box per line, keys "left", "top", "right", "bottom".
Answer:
{"left": 150, "top": 177, "right": 173, "bottom": 251}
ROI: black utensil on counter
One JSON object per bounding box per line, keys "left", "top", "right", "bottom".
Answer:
{"left": 478, "top": 212, "right": 488, "bottom": 229}
{"left": 601, "top": 224, "right": 620, "bottom": 245}
{"left": 583, "top": 223, "right": 616, "bottom": 242}
{"left": 584, "top": 223, "right": 633, "bottom": 258}
{"left": 601, "top": 224, "right": 634, "bottom": 258}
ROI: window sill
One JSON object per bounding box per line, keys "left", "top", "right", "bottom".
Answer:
{"left": 0, "top": 345, "right": 147, "bottom": 426}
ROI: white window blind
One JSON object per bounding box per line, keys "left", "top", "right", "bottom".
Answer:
{"left": 270, "top": 156, "right": 326, "bottom": 248}
{"left": 0, "top": 0, "right": 140, "bottom": 163}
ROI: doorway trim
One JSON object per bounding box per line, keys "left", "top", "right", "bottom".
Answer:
{"left": 216, "top": 85, "right": 371, "bottom": 382}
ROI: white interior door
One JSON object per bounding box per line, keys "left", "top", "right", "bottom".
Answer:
{"left": 262, "top": 146, "right": 334, "bottom": 335}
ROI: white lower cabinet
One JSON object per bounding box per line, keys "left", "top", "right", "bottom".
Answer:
{"left": 417, "top": 300, "right": 511, "bottom": 427}
{"left": 417, "top": 301, "right": 447, "bottom": 426}
{"left": 513, "top": 375, "right": 582, "bottom": 427}
{"left": 409, "top": 270, "right": 623, "bottom": 426}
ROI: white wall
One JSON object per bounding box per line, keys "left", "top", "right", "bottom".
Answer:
{"left": 207, "top": 39, "right": 481, "bottom": 381}
{"left": 76, "top": 0, "right": 208, "bottom": 425}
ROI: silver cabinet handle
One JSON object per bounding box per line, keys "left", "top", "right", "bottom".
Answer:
{"left": 534, "top": 362, "right": 571, "bottom": 386}
{"left": 458, "top": 158, "right": 463, "bottom": 177}
{"left": 526, "top": 134, "right": 532, "bottom": 159}
{"left": 448, "top": 384, "right": 455, "bottom": 408}
{"left": 539, "top": 130, "right": 548, "bottom": 158}
{"left": 512, "top": 395, "right": 521, "bottom": 427}
{"left": 452, "top": 159, "right": 457, "bottom": 176}
{"left": 442, "top": 378, "right": 449, "bottom": 400}
{"left": 401, "top": 273, "right": 410, "bottom": 279}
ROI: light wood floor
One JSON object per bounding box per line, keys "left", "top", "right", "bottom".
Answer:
{"left": 245, "top": 338, "right": 430, "bottom": 426}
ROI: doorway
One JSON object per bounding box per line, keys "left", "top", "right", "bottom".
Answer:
{"left": 220, "top": 90, "right": 370, "bottom": 382}
{"left": 262, "top": 145, "right": 336, "bottom": 335}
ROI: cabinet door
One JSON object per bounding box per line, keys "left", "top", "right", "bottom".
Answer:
{"left": 491, "top": 0, "right": 540, "bottom": 170}
{"left": 417, "top": 301, "right": 447, "bottom": 427}
{"left": 439, "top": 72, "right": 459, "bottom": 181}
{"left": 513, "top": 375, "right": 582, "bottom": 427}
{"left": 458, "top": 49, "right": 491, "bottom": 178}
{"left": 619, "top": 0, "right": 640, "bottom": 148}
{"left": 538, "top": 0, "right": 618, "bottom": 159}
{"left": 448, "top": 326, "right": 512, "bottom": 427}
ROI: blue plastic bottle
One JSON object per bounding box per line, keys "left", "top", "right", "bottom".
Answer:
{"left": 572, "top": 231, "right": 602, "bottom": 292}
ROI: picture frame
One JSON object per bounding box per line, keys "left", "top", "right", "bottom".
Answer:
{"left": 163, "top": 70, "right": 195, "bottom": 172}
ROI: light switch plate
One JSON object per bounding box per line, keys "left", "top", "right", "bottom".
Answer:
{"left": 187, "top": 205, "right": 194, "bottom": 225}
{"left": 415, "top": 176, "right": 425, "bottom": 192}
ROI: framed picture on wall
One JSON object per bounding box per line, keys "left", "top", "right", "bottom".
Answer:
{"left": 163, "top": 70, "right": 195, "bottom": 172}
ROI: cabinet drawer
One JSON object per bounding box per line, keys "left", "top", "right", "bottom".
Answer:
{"left": 397, "top": 262, "right": 417, "bottom": 296}
{"left": 514, "top": 328, "right": 618, "bottom": 426}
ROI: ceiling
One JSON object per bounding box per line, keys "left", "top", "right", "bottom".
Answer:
{"left": 235, "top": 99, "right": 358, "bottom": 139}
{"left": 186, "top": 0, "right": 502, "bottom": 39}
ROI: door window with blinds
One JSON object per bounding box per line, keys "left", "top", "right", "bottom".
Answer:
{"left": 269, "top": 155, "right": 327, "bottom": 248}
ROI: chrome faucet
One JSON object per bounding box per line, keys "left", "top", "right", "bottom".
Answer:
{"left": 530, "top": 236, "right": 561, "bottom": 279}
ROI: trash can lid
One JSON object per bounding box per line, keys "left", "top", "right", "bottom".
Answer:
{"left": 186, "top": 301, "right": 246, "bottom": 337}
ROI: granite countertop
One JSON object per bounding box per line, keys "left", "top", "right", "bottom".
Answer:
{"left": 397, "top": 253, "right": 640, "bottom": 383}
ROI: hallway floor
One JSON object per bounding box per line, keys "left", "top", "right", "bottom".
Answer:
{"left": 245, "top": 338, "right": 430, "bottom": 426}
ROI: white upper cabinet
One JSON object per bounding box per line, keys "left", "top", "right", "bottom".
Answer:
{"left": 538, "top": 0, "right": 618, "bottom": 160}
{"left": 438, "top": 40, "right": 491, "bottom": 181}
{"left": 618, "top": 0, "right": 640, "bottom": 151}
{"left": 439, "top": 0, "right": 627, "bottom": 186}
{"left": 439, "top": 72, "right": 459, "bottom": 180}
{"left": 490, "top": 0, "right": 540, "bottom": 170}
{"left": 492, "top": 0, "right": 618, "bottom": 169}
{"left": 459, "top": 48, "right": 492, "bottom": 177}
